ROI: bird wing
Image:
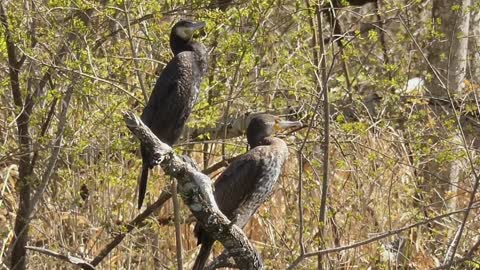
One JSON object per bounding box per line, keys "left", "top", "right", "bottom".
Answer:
{"left": 213, "top": 151, "right": 263, "bottom": 218}
{"left": 140, "top": 52, "right": 194, "bottom": 128}
{"left": 137, "top": 52, "right": 195, "bottom": 209}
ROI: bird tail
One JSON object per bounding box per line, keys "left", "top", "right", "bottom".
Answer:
{"left": 137, "top": 162, "right": 149, "bottom": 209}
{"left": 192, "top": 240, "right": 214, "bottom": 270}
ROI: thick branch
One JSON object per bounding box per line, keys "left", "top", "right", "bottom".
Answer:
{"left": 123, "top": 111, "right": 263, "bottom": 269}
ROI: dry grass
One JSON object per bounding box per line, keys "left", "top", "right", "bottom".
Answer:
{"left": 3, "top": 116, "right": 478, "bottom": 269}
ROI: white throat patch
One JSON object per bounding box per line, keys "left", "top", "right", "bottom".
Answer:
{"left": 175, "top": 26, "right": 191, "bottom": 40}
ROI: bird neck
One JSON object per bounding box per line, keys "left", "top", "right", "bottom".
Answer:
{"left": 170, "top": 36, "right": 189, "bottom": 55}
{"left": 249, "top": 136, "right": 276, "bottom": 148}
{"left": 170, "top": 37, "right": 203, "bottom": 55}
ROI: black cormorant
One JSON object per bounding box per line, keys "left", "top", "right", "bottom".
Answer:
{"left": 192, "top": 114, "right": 302, "bottom": 270}
{"left": 138, "top": 20, "right": 208, "bottom": 209}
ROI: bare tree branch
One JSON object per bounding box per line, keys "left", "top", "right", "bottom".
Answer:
{"left": 122, "top": 111, "right": 264, "bottom": 269}
{"left": 29, "top": 76, "right": 77, "bottom": 218}
{"left": 123, "top": 1, "right": 148, "bottom": 102}
{"left": 26, "top": 246, "right": 95, "bottom": 270}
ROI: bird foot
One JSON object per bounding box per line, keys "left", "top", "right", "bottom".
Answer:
{"left": 150, "top": 152, "right": 165, "bottom": 167}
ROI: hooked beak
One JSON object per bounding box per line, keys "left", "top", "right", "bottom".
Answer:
{"left": 277, "top": 120, "right": 302, "bottom": 130}
{"left": 189, "top": 21, "right": 205, "bottom": 31}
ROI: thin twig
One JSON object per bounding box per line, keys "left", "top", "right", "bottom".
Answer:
{"left": 29, "top": 77, "right": 77, "bottom": 217}
{"left": 30, "top": 98, "right": 58, "bottom": 170}
{"left": 297, "top": 151, "right": 306, "bottom": 255}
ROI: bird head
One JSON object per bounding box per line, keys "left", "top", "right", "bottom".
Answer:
{"left": 170, "top": 20, "right": 206, "bottom": 55}
{"left": 247, "top": 114, "right": 302, "bottom": 147}
{"left": 171, "top": 20, "right": 205, "bottom": 42}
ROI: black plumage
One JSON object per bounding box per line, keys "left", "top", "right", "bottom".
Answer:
{"left": 192, "top": 114, "right": 301, "bottom": 270}
{"left": 138, "top": 20, "right": 208, "bottom": 209}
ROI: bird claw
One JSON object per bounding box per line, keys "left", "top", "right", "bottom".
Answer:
{"left": 150, "top": 153, "right": 165, "bottom": 167}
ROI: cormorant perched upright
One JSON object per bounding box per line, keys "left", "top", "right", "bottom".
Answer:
{"left": 138, "top": 20, "right": 208, "bottom": 209}
{"left": 192, "top": 114, "right": 302, "bottom": 270}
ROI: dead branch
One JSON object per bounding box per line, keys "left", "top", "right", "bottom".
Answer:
{"left": 26, "top": 246, "right": 95, "bottom": 270}
{"left": 123, "top": 111, "right": 264, "bottom": 269}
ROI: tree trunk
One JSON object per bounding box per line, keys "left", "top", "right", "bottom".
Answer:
{"left": 428, "top": 0, "right": 470, "bottom": 97}
{"left": 0, "top": 4, "right": 33, "bottom": 269}
{"left": 424, "top": 0, "right": 470, "bottom": 213}
{"left": 469, "top": 6, "right": 480, "bottom": 82}
{"left": 426, "top": 0, "right": 471, "bottom": 231}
